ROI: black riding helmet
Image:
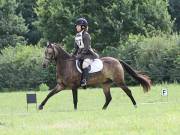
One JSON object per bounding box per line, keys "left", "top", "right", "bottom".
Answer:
{"left": 75, "top": 18, "right": 88, "bottom": 28}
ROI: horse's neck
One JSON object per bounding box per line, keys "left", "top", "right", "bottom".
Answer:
{"left": 54, "top": 45, "right": 73, "bottom": 71}
{"left": 55, "top": 45, "right": 71, "bottom": 61}
{"left": 55, "top": 50, "right": 75, "bottom": 80}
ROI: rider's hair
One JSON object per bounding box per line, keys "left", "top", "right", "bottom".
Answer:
{"left": 81, "top": 26, "right": 88, "bottom": 31}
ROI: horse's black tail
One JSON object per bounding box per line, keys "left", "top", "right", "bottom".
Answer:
{"left": 119, "top": 60, "right": 151, "bottom": 92}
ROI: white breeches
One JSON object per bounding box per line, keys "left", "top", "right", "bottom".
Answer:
{"left": 82, "top": 59, "right": 93, "bottom": 69}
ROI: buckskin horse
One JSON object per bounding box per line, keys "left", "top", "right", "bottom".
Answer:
{"left": 39, "top": 42, "right": 151, "bottom": 110}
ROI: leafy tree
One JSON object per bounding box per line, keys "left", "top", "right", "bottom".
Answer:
{"left": 0, "top": 0, "right": 27, "bottom": 50}
{"left": 111, "top": 0, "right": 173, "bottom": 36}
{"left": 36, "top": 0, "right": 74, "bottom": 43}
{"left": 36, "top": 0, "right": 173, "bottom": 53}
{"left": 16, "top": 0, "right": 41, "bottom": 45}
{"left": 0, "top": 45, "right": 55, "bottom": 90}
{"left": 118, "top": 34, "right": 180, "bottom": 84}
{"left": 169, "top": 0, "right": 180, "bottom": 32}
{"left": 136, "top": 35, "right": 180, "bottom": 83}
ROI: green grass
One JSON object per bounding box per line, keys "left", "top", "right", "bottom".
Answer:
{"left": 0, "top": 84, "right": 180, "bottom": 135}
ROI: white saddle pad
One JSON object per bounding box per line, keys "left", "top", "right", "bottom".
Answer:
{"left": 76, "top": 59, "right": 103, "bottom": 73}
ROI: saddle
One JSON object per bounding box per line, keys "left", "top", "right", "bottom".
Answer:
{"left": 76, "top": 59, "right": 103, "bottom": 73}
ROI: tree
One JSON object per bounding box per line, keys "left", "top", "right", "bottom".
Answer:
{"left": 0, "top": 45, "right": 55, "bottom": 89}
{"left": 169, "top": 0, "right": 180, "bottom": 32}
{"left": 16, "top": 0, "right": 41, "bottom": 45}
{"left": 0, "top": 0, "right": 27, "bottom": 50}
{"left": 111, "top": 0, "right": 172, "bottom": 36}
{"left": 36, "top": 0, "right": 173, "bottom": 52}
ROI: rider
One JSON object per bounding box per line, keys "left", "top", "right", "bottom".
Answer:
{"left": 73, "top": 18, "right": 99, "bottom": 87}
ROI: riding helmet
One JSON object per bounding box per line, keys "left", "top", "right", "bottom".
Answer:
{"left": 75, "top": 18, "right": 88, "bottom": 28}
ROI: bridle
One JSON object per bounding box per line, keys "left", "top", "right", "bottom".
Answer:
{"left": 44, "top": 45, "right": 56, "bottom": 62}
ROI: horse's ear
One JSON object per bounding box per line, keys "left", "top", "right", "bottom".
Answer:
{"left": 47, "top": 42, "right": 52, "bottom": 48}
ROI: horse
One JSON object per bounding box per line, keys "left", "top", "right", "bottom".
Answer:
{"left": 39, "top": 42, "right": 151, "bottom": 110}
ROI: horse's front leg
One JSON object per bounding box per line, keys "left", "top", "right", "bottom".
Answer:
{"left": 72, "top": 87, "right": 78, "bottom": 110}
{"left": 39, "top": 84, "right": 64, "bottom": 110}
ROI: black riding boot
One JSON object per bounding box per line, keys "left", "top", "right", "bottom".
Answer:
{"left": 81, "top": 67, "right": 89, "bottom": 87}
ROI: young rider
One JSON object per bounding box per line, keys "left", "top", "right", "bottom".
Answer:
{"left": 73, "top": 18, "right": 99, "bottom": 87}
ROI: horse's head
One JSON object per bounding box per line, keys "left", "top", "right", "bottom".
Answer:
{"left": 42, "top": 42, "right": 58, "bottom": 68}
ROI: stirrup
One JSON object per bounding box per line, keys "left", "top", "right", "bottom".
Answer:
{"left": 81, "top": 79, "right": 87, "bottom": 87}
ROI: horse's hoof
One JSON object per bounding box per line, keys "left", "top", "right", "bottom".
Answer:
{"left": 134, "top": 105, "right": 137, "bottom": 108}
{"left": 38, "top": 105, "right": 43, "bottom": 110}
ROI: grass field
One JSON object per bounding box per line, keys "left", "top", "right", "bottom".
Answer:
{"left": 0, "top": 84, "right": 180, "bottom": 135}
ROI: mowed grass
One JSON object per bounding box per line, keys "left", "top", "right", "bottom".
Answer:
{"left": 0, "top": 84, "right": 180, "bottom": 135}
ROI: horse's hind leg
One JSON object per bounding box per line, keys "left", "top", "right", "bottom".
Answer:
{"left": 102, "top": 83, "right": 112, "bottom": 110}
{"left": 117, "top": 82, "right": 137, "bottom": 107}
{"left": 39, "top": 84, "right": 64, "bottom": 110}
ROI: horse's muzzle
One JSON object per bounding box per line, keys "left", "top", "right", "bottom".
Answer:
{"left": 42, "top": 62, "right": 48, "bottom": 68}
{"left": 42, "top": 59, "right": 50, "bottom": 68}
